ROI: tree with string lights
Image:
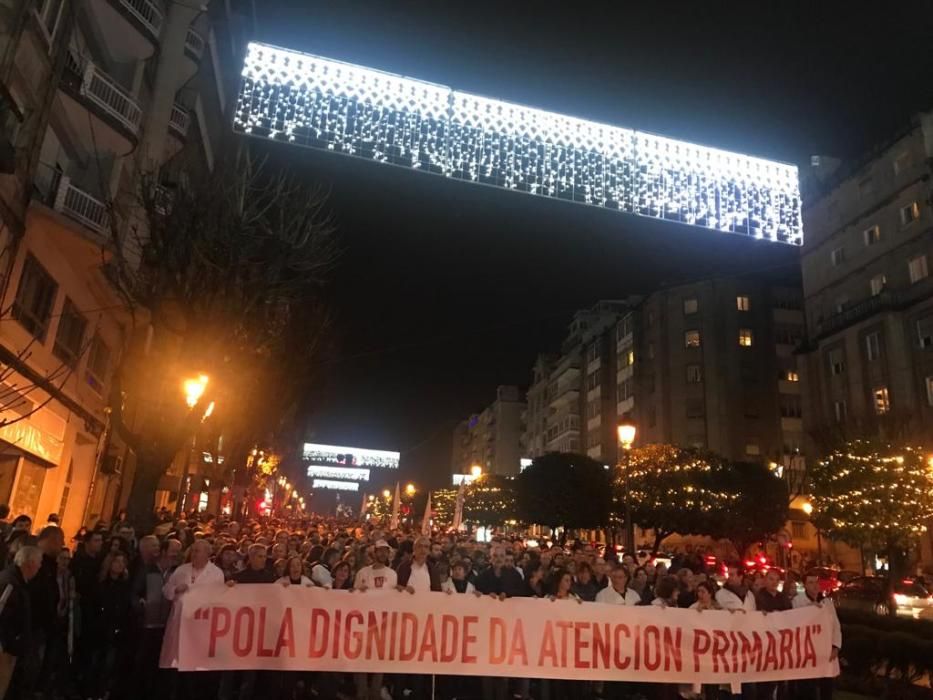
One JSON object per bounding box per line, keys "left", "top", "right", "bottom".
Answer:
{"left": 463, "top": 474, "right": 518, "bottom": 527}
{"left": 809, "top": 440, "right": 933, "bottom": 572}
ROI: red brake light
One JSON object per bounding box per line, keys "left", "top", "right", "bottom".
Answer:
{"left": 902, "top": 579, "right": 913, "bottom": 585}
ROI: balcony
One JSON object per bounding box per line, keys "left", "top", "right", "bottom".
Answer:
{"left": 549, "top": 382, "right": 580, "bottom": 408}
{"left": 52, "top": 176, "right": 109, "bottom": 234}
{"left": 86, "top": 0, "right": 162, "bottom": 61}
{"left": 61, "top": 53, "right": 141, "bottom": 144}
{"left": 185, "top": 27, "right": 205, "bottom": 61}
{"left": 169, "top": 103, "right": 190, "bottom": 138}
{"left": 811, "top": 287, "right": 929, "bottom": 342}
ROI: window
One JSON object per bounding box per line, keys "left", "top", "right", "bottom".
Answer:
{"left": 780, "top": 396, "right": 802, "bottom": 419}
{"left": 37, "top": 0, "right": 65, "bottom": 42}
{"left": 829, "top": 349, "right": 845, "bottom": 375}
{"left": 908, "top": 255, "right": 928, "bottom": 284}
{"left": 926, "top": 376, "right": 933, "bottom": 406}
{"left": 835, "top": 297, "right": 849, "bottom": 314}
{"left": 586, "top": 343, "right": 599, "bottom": 363}
{"left": 52, "top": 298, "right": 87, "bottom": 366}
{"left": 738, "top": 329, "right": 753, "bottom": 347}
{"left": 684, "top": 330, "right": 701, "bottom": 348}
{"left": 85, "top": 335, "right": 110, "bottom": 394}
{"left": 586, "top": 370, "right": 600, "bottom": 391}
{"left": 775, "top": 326, "right": 803, "bottom": 346}
{"left": 919, "top": 316, "right": 933, "bottom": 348}
{"left": 736, "top": 295, "right": 750, "bottom": 311}
{"left": 873, "top": 386, "right": 890, "bottom": 414}
{"left": 865, "top": 332, "right": 881, "bottom": 362}
{"left": 831, "top": 247, "right": 845, "bottom": 266}
{"left": 646, "top": 310, "right": 655, "bottom": 328}
{"left": 893, "top": 152, "right": 911, "bottom": 175}
{"left": 686, "top": 364, "right": 702, "bottom": 383}
{"left": 791, "top": 522, "right": 807, "bottom": 539}
{"left": 863, "top": 226, "right": 881, "bottom": 246}
{"left": 784, "top": 369, "right": 800, "bottom": 382}
{"left": 870, "top": 274, "right": 886, "bottom": 297}
{"left": 618, "top": 378, "right": 633, "bottom": 401}
{"left": 686, "top": 398, "right": 705, "bottom": 418}
{"left": 617, "top": 316, "right": 633, "bottom": 340}
{"left": 745, "top": 443, "right": 760, "bottom": 456}
{"left": 900, "top": 202, "right": 920, "bottom": 227}
{"left": 12, "top": 254, "right": 57, "bottom": 340}
{"left": 683, "top": 298, "right": 698, "bottom": 315}
{"left": 833, "top": 400, "right": 847, "bottom": 423}
{"left": 618, "top": 349, "right": 634, "bottom": 368}
{"left": 857, "top": 177, "right": 873, "bottom": 197}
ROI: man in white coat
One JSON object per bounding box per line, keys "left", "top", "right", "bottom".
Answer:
{"left": 716, "top": 562, "right": 757, "bottom": 612}
{"left": 595, "top": 563, "right": 642, "bottom": 605}
{"left": 159, "top": 539, "right": 224, "bottom": 668}
{"left": 791, "top": 570, "right": 841, "bottom": 699}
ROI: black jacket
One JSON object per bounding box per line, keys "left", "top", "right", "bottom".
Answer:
{"left": 29, "top": 553, "right": 59, "bottom": 634}
{"left": 233, "top": 567, "right": 276, "bottom": 584}
{"left": 0, "top": 565, "right": 31, "bottom": 656}
{"left": 475, "top": 566, "right": 526, "bottom": 598}
{"left": 88, "top": 576, "right": 133, "bottom": 645}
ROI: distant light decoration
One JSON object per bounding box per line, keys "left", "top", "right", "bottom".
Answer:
{"left": 520, "top": 458, "right": 533, "bottom": 472}
{"left": 305, "top": 465, "right": 371, "bottom": 482}
{"left": 452, "top": 473, "right": 478, "bottom": 486}
{"left": 302, "top": 442, "right": 399, "bottom": 469}
{"left": 236, "top": 42, "right": 803, "bottom": 245}
{"left": 312, "top": 478, "right": 361, "bottom": 492}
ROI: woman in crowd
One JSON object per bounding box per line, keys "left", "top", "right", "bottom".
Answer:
{"left": 331, "top": 560, "right": 353, "bottom": 590}
{"left": 279, "top": 555, "right": 313, "bottom": 586}
{"left": 631, "top": 565, "right": 653, "bottom": 604}
{"left": 86, "top": 551, "right": 133, "bottom": 700}
{"left": 690, "top": 580, "right": 721, "bottom": 611}
{"left": 651, "top": 575, "right": 679, "bottom": 607}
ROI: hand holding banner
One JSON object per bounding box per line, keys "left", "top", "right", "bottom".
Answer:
{"left": 173, "top": 584, "right": 840, "bottom": 685}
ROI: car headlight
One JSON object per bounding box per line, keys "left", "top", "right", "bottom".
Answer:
{"left": 894, "top": 594, "right": 910, "bottom": 606}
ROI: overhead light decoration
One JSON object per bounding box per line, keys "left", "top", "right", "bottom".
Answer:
{"left": 306, "top": 465, "right": 371, "bottom": 481}
{"left": 312, "top": 478, "right": 361, "bottom": 492}
{"left": 235, "top": 42, "right": 803, "bottom": 245}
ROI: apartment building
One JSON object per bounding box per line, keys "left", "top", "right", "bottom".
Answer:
{"left": 799, "top": 111, "right": 933, "bottom": 443}
{"left": 0, "top": 0, "right": 248, "bottom": 534}
{"left": 450, "top": 385, "right": 525, "bottom": 478}
{"left": 631, "top": 277, "right": 805, "bottom": 463}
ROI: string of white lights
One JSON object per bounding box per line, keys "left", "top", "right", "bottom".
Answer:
{"left": 235, "top": 42, "right": 802, "bottom": 245}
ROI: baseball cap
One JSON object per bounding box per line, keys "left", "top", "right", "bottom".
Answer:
{"left": 374, "top": 540, "right": 390, "bottom": 549}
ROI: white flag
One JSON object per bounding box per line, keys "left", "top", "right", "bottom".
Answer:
{"left": 421, "top": 491, "right": 433, "bottom": 536}
{"left": 360, "top": 491, "right": 368, "bottom": 518}
{"left": 389, "top": 482, "right": 401, "bottom": 530}
{"left": 452, "top": 480, "right": 465, "bottom": 531}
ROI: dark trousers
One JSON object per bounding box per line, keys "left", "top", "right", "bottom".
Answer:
{"left": 789, "top": 677, "right": 833, "bottom": 699}
{"left": 134, "top": 626, "right": 168, "bottom": 700}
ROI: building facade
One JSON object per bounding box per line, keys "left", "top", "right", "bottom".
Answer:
{"left": 450, "top": 385, "right": 525, "bottom": 478}
{"left": 799, "top": 112, "right": 933, "bottom": 444}
{"left": 0, "top": 0, "right": 247, "bottom": 535}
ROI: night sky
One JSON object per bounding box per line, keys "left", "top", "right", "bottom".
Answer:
{"left": 255, "top": 1, "right": 933, "bottom": 489}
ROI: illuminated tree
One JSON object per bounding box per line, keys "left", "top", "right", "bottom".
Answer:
{"left": 517, "top": 453, "right": 611, "bottom": 530}
{"left": 622, "top": 445, "right": 788, "bottom": 556}
{"left": 464, "top": 475, "right": 517, "bottom": 527}
{"left": 430, "top": 488, "right": 458, "bottom": 528}
{"left": 810, "top": 440, "right": 933, "bottom": 569}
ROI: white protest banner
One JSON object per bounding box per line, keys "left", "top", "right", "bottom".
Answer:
{"left": 173, "top": 585, "right": 840, "bottom": 684}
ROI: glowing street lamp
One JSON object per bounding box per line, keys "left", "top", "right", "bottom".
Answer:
{"left": 405, "top": 483, "right": 416, "bottom": 496}
{"left": 470, "top": 464, "right": 483, "bottom": 478}
{"left": 382, "top": 489, "right": 391, "bottom": 500}
{"left": 617, "top": 419, "right": 637, "bottom": 552}
{"left": 802, "top": 501, "right": 814, "bottom": 516}
{"left": 183, "top": 374, "right": 209, "bottom": 408}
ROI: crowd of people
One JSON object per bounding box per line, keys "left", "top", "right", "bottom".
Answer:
{"left": 0, "top": 504, "right": 840, "bottom": 700}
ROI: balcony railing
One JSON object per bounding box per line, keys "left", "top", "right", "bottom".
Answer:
{"left": 169, "top": 103, "right": 190, "bottom": 136}
{"left": 119, "top": 0, "right": 163, "bottom": 37}
{"left": 67, "top": 54, "right": 142, "bottom": 136}
{"left": 185, "top": 27, "right": 205, "bottom": 59}
{"left": 53, "top": 176, "right": 109, "bottom": 233}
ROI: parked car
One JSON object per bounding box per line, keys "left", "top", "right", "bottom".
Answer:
{"left": 810, "top": 566, "right": 843, "bottom": 594}
{"left": 832, "top": 576, "right": 933, "bottom": 618}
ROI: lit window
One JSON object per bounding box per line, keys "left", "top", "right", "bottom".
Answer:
{"left": 865, "top": 332, "right": 881, "bottom": 362}
{"left": 908, "top": 255, "right": 928, "bottom": 284}
{"left": 831, "top": 247, "right": 845, "bottom": 266}
{"left": 870, "top": 274, "right": 886, "bottom": 297}
{"left": 833, "top": 400, "right": 847, "bottom": 423}
{"left": 829, "top": 349, "right": 845, "bottom": 375}
{"left": 900, "top": 202, "right": 920, "bottom": 227}
{"left": 736, "top": 295, "right": 750, "bottom": 311}
{"left": 683, "top": 298, "right": 698, "bottom": 315}
{"left": 873, "top": 386, "right": 890, "bottom": 414}
{"left": 926, "top": 376, "right": 933, "bottom": 406}
{"left": 863, "top": 226, "right": 881, "bottom": 246}
{"left": 738, "top": 329, "right": 753, "bottom": 347}
{"left": 627, "top": 350, "right": 634, "bottom": 366}
{"left": 785, "top": 370, "right": 799, "bottom": 382}
{"left": 745, "top": 443, "right": 760, "bottom": 456}
{"left": 684, "top": 330, "right": 701, "bottom": 348}
{"left": 686, "top": 364, "right": 702, "bottom": 383}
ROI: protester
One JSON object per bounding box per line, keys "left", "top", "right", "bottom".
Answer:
{"left": 716, "top": 562, "right": 756, "bottom": 612}
{"left": 278, "top": 554, "right": 313, "bottom": 586}
{"left": 0, "top": 546, "right": 42, "bottom": 697}
{"left": 595, "top": 562, "right": 642, "bottom": 605}
{"left": 790, "top": 570, "right": 841, "bottom": 700}
{"left": 690, "top": 580, "right": 721, "bottom": 611}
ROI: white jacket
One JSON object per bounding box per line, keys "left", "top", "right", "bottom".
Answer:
{"left": 793, "top": 592, "right": 842, "bottom": 649}
{"left": 716, "top": 585, "right": 756, "bottom": 612}
{"left": 595, "top": 585, "right": 642, "bottom": 606}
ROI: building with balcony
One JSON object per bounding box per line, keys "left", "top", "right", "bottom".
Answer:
{"left": 0, "top": 0, "right": 251, "bottom": 534}
{"left": 450, "top": 385, "right": 525, "bottom": 478}
{"left": 799, "top": 111, "right": 933, "bottom": 446}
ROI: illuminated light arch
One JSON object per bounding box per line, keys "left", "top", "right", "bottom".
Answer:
{"left": 235, "top": 42, "right": 802, "bottom": 245}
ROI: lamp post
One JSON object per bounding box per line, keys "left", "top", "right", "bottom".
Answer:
{"left": 405, "top": 483, "right": 416, "bottom": 496}
{"left": 176, "top": 374, "right": 209, "bottom": 517}
{"left": 617, "top": 420, "right": 637, "bottom": 553}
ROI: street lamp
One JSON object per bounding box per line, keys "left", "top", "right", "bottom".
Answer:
{"left": 405, "top": 483, "right": 416, "bottom": 496}
{"left": 176, "top": 374, "right": 210, "bottom": 517}
{"left": 617, "top": 419, "right": 637, "bottom": 552}
{"left": 470, "top": 464, "right": 483, "bottom": 479}
{"left": 183, "top": 374, "right": 209, "bottom": 408}
{"left": 801, "top": 501, "right": 813, "bottom": 516}
{"left": 382, "top": 489, "right": 391, "bottom": 500}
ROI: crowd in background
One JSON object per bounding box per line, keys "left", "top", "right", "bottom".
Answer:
{"left": 0, "top": 504, "right": 840, "bottom": 700}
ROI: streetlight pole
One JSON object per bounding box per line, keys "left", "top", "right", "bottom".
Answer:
{"left": 617, "top": 420, "right": 637, "bottom": 553}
